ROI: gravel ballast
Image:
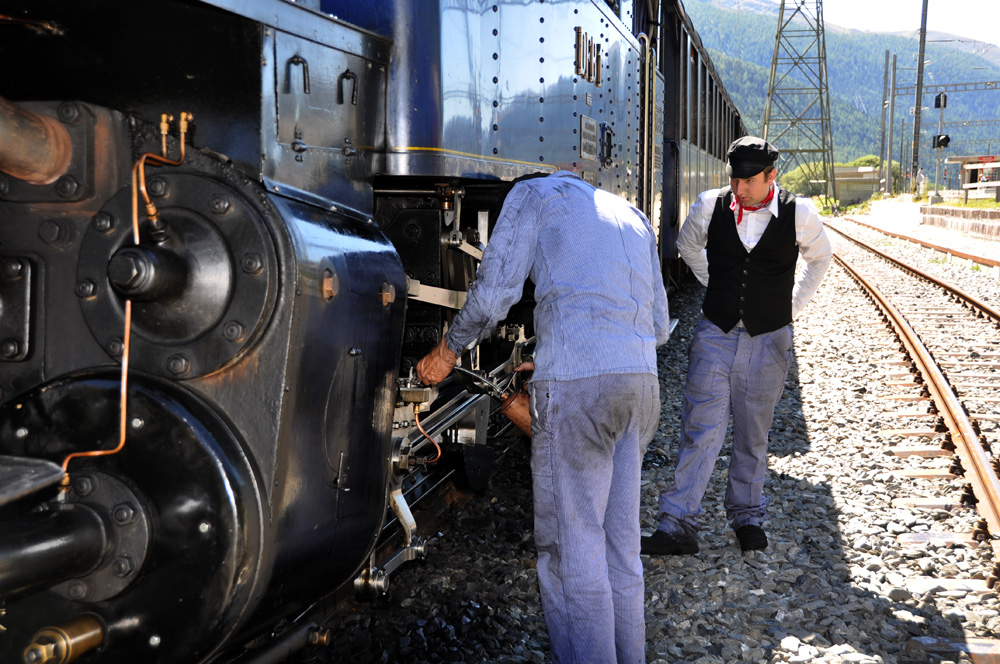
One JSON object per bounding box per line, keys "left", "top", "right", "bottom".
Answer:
{"left": 311, "top": 213, "right": 1000, "bottom": 664}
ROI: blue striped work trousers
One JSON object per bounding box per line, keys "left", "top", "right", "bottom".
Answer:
{"left": 529, "top": 373, "right": 659, "bottom": 664}
{"left": 657, "top": 318, "right": 792, "bottom": 540}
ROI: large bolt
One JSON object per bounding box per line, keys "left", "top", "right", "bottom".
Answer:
{"left": 57, "top": 101, "right": 81, "bottom": 124}
{"left": 67, "top": 580, "right": 91, "bottom": 600}
{"left": 241, "top": 253, "right": 264, "bottom": 275}
{"left": 166, "top": 354, "right": 190, "bottom": 376}
{"left": 147, "top": 178, "right": 168, "bottom": 198}
{"left": 75, "top": 279, "right": 97, "bottom": 299}
{"left": 223, "top": 321, "right": 246, "bottom": 343}
{"left": 112, "top": 503, "right": 136, "bottom": 525}
{"left": 108, "top": 253, "right": 141, "bottom": 288}
{"left": 209, "top": 194, "right": 233, "bottom": 215}
{"left": 38, "top": 219, "right": 66, "bottom": 246}
{"left": 55, "top": 175, "right": 79, "bottom": 199}
{"left": 111, "top": 555, "right": 134, "bottom": 577}
{"left": 92, "top": 212, "right": 114, "bottom": 233}
{"left": 2, "top": 258, "right": 23, "bottom": 280}
{"left": 72, "top": 475, "right": 94, "bottom": 497}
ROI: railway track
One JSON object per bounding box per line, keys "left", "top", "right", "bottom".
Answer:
{"left": 828, "top": 221, "right": 1000, "bottom": 661}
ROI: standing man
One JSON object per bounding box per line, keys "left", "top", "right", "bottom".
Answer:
{"left": 417, "top": 170, "right": 669, "bottom": 663}
{"left": 642, "top": 136, "right": 831, "bottom": 556}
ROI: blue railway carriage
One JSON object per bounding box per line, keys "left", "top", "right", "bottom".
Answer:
{"left": 0, "top": 0, "right": 742, "bottom": 661}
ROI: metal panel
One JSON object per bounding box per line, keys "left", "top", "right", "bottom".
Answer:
{"left": 262, "top": 28, "right": 388, "bottom": 217}
{"left": 382, "top": 0, "right": 644, "bottom": 197}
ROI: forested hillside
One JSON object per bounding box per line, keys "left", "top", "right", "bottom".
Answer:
{"left": 681, "top": 0, "right": 1000, "bottom": 169}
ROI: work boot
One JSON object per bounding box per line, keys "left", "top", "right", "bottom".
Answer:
{"left": 640, "top": 530, "right": 699, "bottom": 555}
{"left": 735, "top": 525, "right": 768, "bottom": 552}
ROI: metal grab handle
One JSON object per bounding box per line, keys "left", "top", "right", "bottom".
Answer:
{"left": 338, "top": 68, "right": 358, "bottom": 105}
{"left": 286, "top": 55, "right": 310, "bottom": 94}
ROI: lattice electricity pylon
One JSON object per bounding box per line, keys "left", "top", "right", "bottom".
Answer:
{"left": 761, "top": 0, "right": 839, "bottom": 208}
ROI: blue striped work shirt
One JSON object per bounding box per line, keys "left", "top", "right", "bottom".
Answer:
{"left": 445, "top": 170, "right": 670, "bottom": 382}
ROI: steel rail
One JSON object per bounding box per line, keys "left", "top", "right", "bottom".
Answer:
{"left": 833, "top": 251, "right": 1000, "bottom": 536}
{"left": 842, "top": 216, "right": 1000, "bottom": 269}
{"left": 828, "top": 222, "right": 1000, "bottom": 323}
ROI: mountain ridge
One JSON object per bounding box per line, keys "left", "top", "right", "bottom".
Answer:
{"left": 679, "top": 0, "right": 1000, "bottom": 167}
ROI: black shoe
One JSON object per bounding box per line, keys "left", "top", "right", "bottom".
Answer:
{"left": 640, "top": 530, "right": 699, "bottom": 555}
{"left": 735, "top": 525, "right": 768, "bottom": 552}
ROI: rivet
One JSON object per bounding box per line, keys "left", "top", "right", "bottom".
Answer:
{"left": 2, "top": 259, "right": 23, "bottom": 280}
{"left": 0, "top": 339, "right": 19, "bottom": 359}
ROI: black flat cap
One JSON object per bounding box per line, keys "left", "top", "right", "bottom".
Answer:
{"left": 726, "top": 136, "right": 779, "bottom": 178}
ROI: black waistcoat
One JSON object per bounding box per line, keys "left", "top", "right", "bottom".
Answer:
{"left": 702, "top": 187, "right": 798, "bottom": 336}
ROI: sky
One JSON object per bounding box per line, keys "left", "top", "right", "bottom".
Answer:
{"left": 822, "top": 0, "right": 999, "bottom": 51}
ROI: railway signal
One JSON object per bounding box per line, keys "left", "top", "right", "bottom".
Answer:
{"left": 933, "top": 135, "right": 951, "bottom": 148}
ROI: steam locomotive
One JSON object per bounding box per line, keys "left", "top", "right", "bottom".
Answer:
{"left": 0, "top": 0, "right": 743, "bottom": 662}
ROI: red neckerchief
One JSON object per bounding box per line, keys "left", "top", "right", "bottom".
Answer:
{"left": 729, "top": 186, "right": 775, "bottom": 225}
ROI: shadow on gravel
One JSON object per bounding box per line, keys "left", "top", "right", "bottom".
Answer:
{"left": 640, "top": 283, "right": 971, "bottom": 664}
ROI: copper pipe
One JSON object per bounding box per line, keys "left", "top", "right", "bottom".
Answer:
{"left": 61, "top": 112, "right": 191, "bottom": 473}
{"left": 413, "top": 407, "right": 442, "bottom": 463}
{"left": 0, "top": 96, "right": 72, "bottom": 184}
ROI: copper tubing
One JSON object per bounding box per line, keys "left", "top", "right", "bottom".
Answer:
{"left": 0, "top": 96, "right": 72, "bottom": 184}
{"left": 58, "top": 299, "right": 131, "bottom": 473}
{"left": 413, "top": 407, "right": 442, "bottom": 463}
{"left": 133, "top": 112, "right": 191, "bottom": 232}
{"left": 61, "top": 112, "right": 190, "bottom": 473}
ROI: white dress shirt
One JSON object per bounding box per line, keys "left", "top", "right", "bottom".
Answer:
{"left": 677, "top": 184, "right": 832, "bottom": 319}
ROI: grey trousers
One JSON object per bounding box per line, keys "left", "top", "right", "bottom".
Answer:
{"left": 530, "top": 373, "right": 659, "bottom": 664}
{"left": 657, "top": 318, "right": 792, "bottom": 539}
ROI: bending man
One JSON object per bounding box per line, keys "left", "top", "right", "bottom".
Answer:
{"left": 418, "top": 170, "right": 669, "bottom": 663}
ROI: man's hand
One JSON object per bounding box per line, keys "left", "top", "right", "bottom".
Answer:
{"left": 416, "top": 337, "right": 457, "bottom": 385}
